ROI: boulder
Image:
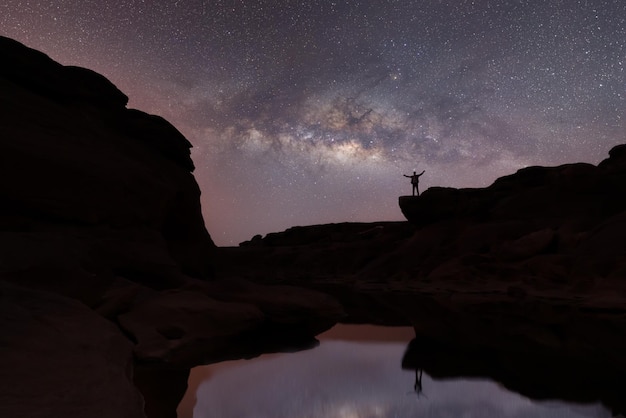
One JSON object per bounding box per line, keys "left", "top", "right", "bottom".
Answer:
{"left": 117, "top": 290, "right": 265, "bottom": 365}
{"left": 0, "top": 281, "right": 145, "bottom": 418}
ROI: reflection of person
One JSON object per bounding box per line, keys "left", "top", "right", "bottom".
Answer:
{"left": 414, "top": 369, "right": 423, "bottom": 395}
{"left": 403, "top": 170, "right": 425, "bottom": 196}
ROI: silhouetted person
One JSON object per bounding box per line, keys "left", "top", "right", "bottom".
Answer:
{"left": 404, "top": 170, "right": 425, "bottom": 196}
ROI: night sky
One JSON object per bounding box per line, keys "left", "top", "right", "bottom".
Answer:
{"left": 2, "top": 1, "right": 625, "bottom": 245}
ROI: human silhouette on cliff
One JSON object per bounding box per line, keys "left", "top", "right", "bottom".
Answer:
{"left": 404, "top": 170, "right": 425, "bottom": 196}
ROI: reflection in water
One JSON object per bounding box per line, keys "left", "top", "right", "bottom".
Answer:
{"left": 402, "top": 335, "right": 626, "bottom": 417}
{"left": 414, "top": 368, "right": 424, "bottom": 397}
{"left": 188, "top": 326, "right": 609, "bottom": 418}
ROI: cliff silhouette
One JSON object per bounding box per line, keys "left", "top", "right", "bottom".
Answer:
{"left": 2, "top": 35, "right": 626, "bottom": 418}
{"left": 0, "top": 36, "right": 341, "bottom": 418}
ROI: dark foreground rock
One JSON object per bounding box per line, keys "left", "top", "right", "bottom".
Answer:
{"left": 0, "top": 281, "right": 145, "bottom": 418}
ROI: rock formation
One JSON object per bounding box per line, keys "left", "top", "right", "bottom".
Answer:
{"left": 0, "top": 281, "right": 145, "bottom": 418}
{"left": 4, "top": 34, "right": 626, "bottom": 417}
{"left": 0, "top": 36, "right": 343, "bottom": 418}
{"left": 0, "top": 34, "right": 216, "bottom": 418}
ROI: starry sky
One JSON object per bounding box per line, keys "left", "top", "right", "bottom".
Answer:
{"left": 2, "top": 0, "right": 625, "bottom": 245}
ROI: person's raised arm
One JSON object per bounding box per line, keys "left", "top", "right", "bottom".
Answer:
{"left": 418, "top": 170, "right": 425, "bottom": 176}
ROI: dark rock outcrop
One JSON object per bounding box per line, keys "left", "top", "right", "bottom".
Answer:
{"left": 0, "top": 35, "right": 216, "bottom": 418}
{"left": 399, "top": 159, "right": 624, "bottom": 227}
{"left": 0, "top": 281, "right": 145, "bottom": 418}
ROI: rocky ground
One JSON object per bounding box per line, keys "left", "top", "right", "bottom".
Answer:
{"left": 2, "top": 35, "right": 625, "bottom": 418}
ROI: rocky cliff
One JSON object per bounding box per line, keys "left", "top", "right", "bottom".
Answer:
{"left": 0, "top": 34, "right": 214, "bottom": 418}
{"left": 0, "top": 36, "right": 343, "bottom": 418}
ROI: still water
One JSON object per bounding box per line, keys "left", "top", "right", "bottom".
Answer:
{"left": 179, "top": 325, "right": 610, "bottom": 418}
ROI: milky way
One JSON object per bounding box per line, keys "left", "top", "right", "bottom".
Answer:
{"left": 2, "top": 0, "right": 625, "bottom": 244}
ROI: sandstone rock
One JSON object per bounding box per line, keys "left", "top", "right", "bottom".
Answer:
{"left": 0, "top": 36, "right": 215, "bottom": 286}
{"left": 0, "top": 36, "right": 219, "bottom": 418}
{"left": 399, "top": 146, "right": 626, "bottom": 227}
{"left": 599, "top": 143, "right": 626, "bottom": 173}
{"left": 0, "top": 281, "right": 145, "bottom": 418}
{"left": 572, "top": 210, "right": 626, "bottom": 279}
{"left": 199, "top": 278, "right": 345, "bottom": 330}
{"left": 117, "top": 290, "right": 265, "bottom": 365}
{"left": 496, "top": 228, "right": 556, "bottom": 261}
{"left": 0, "top": 36, "right": 128, "bottom": 108}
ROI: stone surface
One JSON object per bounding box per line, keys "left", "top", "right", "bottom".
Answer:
{"left": 0, "top": 281, "right": 145, "bottom": 418}
{"left": 0, "top": 35, "right": 215, "bottom": 287}
{"left": 117, "top": 289, "right": 265, "bottom": 364}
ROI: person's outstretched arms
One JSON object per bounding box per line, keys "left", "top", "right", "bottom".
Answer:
{"left": 403, "top": 174, "right": 411, "bottom": 178}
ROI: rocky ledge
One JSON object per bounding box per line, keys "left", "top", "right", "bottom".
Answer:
{"left": 399, "top": 144, "right": 626, "bottom": 228}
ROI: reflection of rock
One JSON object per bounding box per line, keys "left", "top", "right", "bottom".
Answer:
{"left": 402, "top": 329, "right": 626, "bottom": 416}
